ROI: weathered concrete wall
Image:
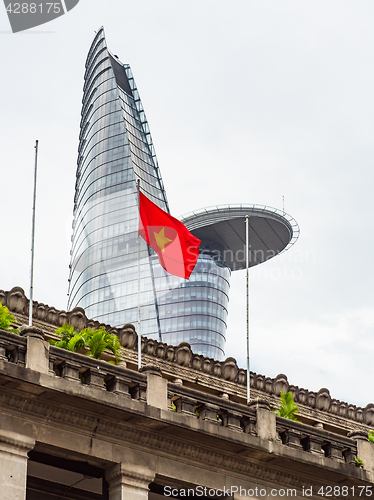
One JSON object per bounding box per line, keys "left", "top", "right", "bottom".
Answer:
{"left": 0, "top": 324, "right": 372, "bottom": 500}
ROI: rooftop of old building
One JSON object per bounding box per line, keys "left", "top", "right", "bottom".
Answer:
{"left": 1, "top": 285, "right": 374, "bottom": 495}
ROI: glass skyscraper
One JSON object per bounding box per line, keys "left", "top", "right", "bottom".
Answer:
{"left": 68, "top": 28, "right": 299, "bottom": 360}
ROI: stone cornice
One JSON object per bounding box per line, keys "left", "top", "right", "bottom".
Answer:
{"left": 0, "top": 386, "right": 369, "bottom": 493}
{"left": 127, "top": 349, "right": 373, "bottom": 434}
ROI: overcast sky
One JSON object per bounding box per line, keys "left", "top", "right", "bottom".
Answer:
{"left": 1, "top": 0, "right": 373, "bottom": 408}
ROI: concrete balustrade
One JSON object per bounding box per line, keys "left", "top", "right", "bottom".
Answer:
{"left": 0, "top": 323, "right": 372, "bottom": 500}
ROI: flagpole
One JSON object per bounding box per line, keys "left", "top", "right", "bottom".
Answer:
{"left": 29, "top": 140, "right": 39, "bottom": 327}
{"left": 146, "top": 246, "right": 163, "bottom": 343}
{"left": 137, "top": 179, "right": 142, "bottom": 370}
{"left": 245, "top": 215, "right": 250, "bottom": 403}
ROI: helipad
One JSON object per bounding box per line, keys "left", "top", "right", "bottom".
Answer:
{"left": 180, "top": 204, "right": 300, "bottom": 271}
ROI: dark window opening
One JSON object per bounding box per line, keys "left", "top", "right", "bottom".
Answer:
{"left": 27, "top": 451, "right": 109, "bottom": 500}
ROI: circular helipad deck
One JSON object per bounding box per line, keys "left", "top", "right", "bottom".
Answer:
{"left": 180, "top": 204, "right": 299, "bottom": 271}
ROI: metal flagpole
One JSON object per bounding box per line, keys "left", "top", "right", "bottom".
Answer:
{"left": 245, "top": 215, "right": 250, "bottom": 403}
{"left": 137, "top": 179, "right": 142, "bottom": 370}
{"left": 29, "top": 140, "right": 39, "bottom": 327}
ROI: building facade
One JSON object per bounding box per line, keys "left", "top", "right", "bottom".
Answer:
{"left": 68, "top": 27, "right": 168, "bottom": 342}
{"left": 0, "top": 288, "right": 373, "bottom": 500}
{"left": 68, "top": 28, "right": 299, "bottom": 360}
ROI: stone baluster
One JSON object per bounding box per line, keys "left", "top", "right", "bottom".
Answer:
{"left": 0, "top": 339, "right": 8, "bottom": 361}
{"left": 222, "top": 410, "right": 243, "bottom": 432}
{"left": 60, "top": 359, "right": 82, "bottom": 382}
{"left": 324, "top": 441, "right": 345, "bottom": 463}
{"left": 306, "top": 435, "right": 324, "bottom": 456}
{"left": 281, "top": 428, "right": 303, "bottom": 450}
{"left": 130, "top": 382, "right": 147, "bottom": 402}
{"left": 83, "top": 367, "right": 107, "bottom": 390}
{"left": 242, "top": 416, "right": 257, "bottom": 436}
{"left": 105, "top": 375, "right": 131, "bottom": 398}
{"left": 199, "top": 403, "right": 221, "bottom": 425}
{"left": 175, "top": 395, "right": 197, "bottom": 416}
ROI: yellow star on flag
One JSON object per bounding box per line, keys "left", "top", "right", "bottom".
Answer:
{"left": 154, "top": 227, "right": 173, "bottom": 252}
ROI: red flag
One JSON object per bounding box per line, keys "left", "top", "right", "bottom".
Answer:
{"left": 138, "top": 191, "right": 201, "bottom": 279}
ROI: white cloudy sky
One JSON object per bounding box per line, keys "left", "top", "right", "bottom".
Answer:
{"left": 1, "top": 0, "right": 373, "bottom": 408}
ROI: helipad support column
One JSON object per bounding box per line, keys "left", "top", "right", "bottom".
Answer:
{"left": 0, "top": 430, "right": 35, "bottom": 500}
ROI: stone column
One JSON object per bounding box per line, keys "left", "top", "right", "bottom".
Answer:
{"left": 140, "top": 364, "right": 168, "bottom": 410}
{"left": 248, "top": 399, "right": 278, "bottom": 441}
{"left": 0, "top": 430, "right": 35, "bottom": 500}
{"left": 106, "top": 463, "right": 155, "bottom": 500}
{"left": 348, "top": 430, "right": 374, "bottom": 475}
{"left": 21, "top": 326, "right": 49, "bottom": 374}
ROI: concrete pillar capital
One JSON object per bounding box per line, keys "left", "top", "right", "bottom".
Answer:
{"left": 0, "top": 430, "right": 35, "bottom": 500}
{"left": 0, "top": 429, "right": 35, "bottom": 456}
{"left": 106, "top": 463, "right": 155, "bottom": 500}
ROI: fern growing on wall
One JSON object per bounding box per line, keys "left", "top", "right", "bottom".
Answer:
{"left": 0, "top": 304, "right": 19, "bottom": 333}
{"left": 49, "top": 324, "right": 121, "bottom": 364}
{"left": 274, "top": 391, "right": 300, "bottom": 422}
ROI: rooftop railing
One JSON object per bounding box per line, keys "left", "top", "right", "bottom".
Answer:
{"left": 0, "top": 327, "right": 369, "bottom": 473}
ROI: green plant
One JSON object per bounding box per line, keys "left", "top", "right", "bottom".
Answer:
{"left": 0, "top": 304, "right": 19, "bottom": 333}
{"left": 50, "top": 324, "right": 84, "bottom": 352}
{"left": 368, "top": 431, "right": 374, "bottom": 444}
{"left": 83, "top": 327, "right": 121, "bottom": 363}
{"left": 49, "top": 324, "right": 121, "bottom": 364}
{"left": 355, "top": 456, "right": 364, "bottom": 468}
{"left": 274, "top": 391, "right": 300, "bottom": 422}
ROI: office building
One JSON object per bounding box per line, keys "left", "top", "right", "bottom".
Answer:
{"left": 68, "top": 28, "right": 299, "bottom": 359}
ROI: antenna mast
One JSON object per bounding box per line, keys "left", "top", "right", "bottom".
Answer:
{"left": 29, "top": 140, "right": 39, "bottom": 326}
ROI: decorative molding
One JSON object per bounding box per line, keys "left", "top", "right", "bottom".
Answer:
{"left": 0, "top": 388, "right": 366, "bottom": 494}
{"left": 20, "top": 325, "right": 45, "bottom": 340}
{"left": 0, "top": 430, "right": 35, "bottom": 453}
{"left": 127, "top": 350, "right": 373, "bottom": 434}
{"left": 106, "top": 463, "right": 155, "bottom": 490}
{"left": 139, "top": 364, "right": 162, "bottom": 377}
{"left": 0, "top": 391, "right": 99, "bottom": 432}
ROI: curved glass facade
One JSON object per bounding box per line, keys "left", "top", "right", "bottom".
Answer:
{"left": 68, "top": 28, "right": 230, "bottom": 360}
